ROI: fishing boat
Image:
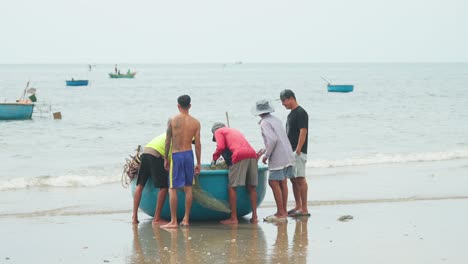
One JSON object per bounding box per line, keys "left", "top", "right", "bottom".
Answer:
{"left": 327, "top": 84, "right": 354, "bottom": 93}
{"left": 0, "top": 103, "right": 34, "bottom": 120}
{"left": 109, "top": 72, "right": 136, "bottom": 79}
{"left": 131, "top": 165, "right": 268, "bottom": 221}
{"left": 321, "top": 76, "right": 354, "bottom": 93}
{"left": 66, "top": 79, "right": 89, "bottom": 86}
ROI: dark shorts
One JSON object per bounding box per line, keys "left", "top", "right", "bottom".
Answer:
{"left": 136, "top": 153, "right": 169, "bottom": 188}
{"left": 170, "top": 150, "right": 195, "bottom": 188}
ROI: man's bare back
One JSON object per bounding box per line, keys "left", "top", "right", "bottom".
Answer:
{"left": 169, "top": 113, "right": 200, "bottom": 153}
{"left": 164, "top": 102, "right": 201, "bottom": 175}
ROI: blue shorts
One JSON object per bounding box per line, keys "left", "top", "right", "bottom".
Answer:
{"left": 170, "top": 150, "right": 195, "bottom": 188}
{"left": 269, "top": 165, "right": 295, "bottom": 181}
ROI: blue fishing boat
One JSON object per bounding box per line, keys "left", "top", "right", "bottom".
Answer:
{"left": 66, "top": 80, "right": 89, "bottom": 86}
{"left": 327, "top": 84, "right": 354, "bottom": 93}
{"left": 321, "top": 76, "right": 354, "bottom": 93}
{"left": 131, "top": 165, "right": 268, "bottom": 221}
{"left": 0, "top": 103, "right": 34, "bottom": 120}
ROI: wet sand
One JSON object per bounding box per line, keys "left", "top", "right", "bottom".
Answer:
{"left": 1, "top": 198, "right": 468, "bottom": 264}
{"left": 1, "top": 159, "right": 468, "bottom": 263}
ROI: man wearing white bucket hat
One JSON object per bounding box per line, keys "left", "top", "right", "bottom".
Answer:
{"left": 252, "top": 99, "right": 295, "bottom": 222}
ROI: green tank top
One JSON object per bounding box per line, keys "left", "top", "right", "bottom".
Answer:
{"left": 145, "top": 133, "right": 168, "bottom": 156}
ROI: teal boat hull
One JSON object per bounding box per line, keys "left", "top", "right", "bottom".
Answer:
{"left": 0, "top": 103, "right": 34, "bottom": 120}
{"left": 131, "top": 165, "right": 268, "bottom": 221}
{"left": 66, "top": 80, "right": 89, "bottom": 86}
{"left": 328, "top": 84, "right": 354, "bottom": 93}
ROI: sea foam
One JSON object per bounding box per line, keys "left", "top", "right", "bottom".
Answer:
{"left": 308, "top": 149, "right": 468, "bottom": 168}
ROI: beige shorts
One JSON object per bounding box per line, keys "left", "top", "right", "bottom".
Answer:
{"left": 228, "top": 158, "right": 258, "bottom": 187}
{"left": 290, "top": 152, "right": 307, "bottom": 178}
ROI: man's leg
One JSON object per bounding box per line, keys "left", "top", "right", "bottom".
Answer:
{"left": 161, "top": 188, "right": 178, "bottom": 228}
{"left": 289, "top": 178, "right": 302, "bottom": 213}
{"left": 268, "top": 180, "right": 287, "bottom": 218}
{"left": 297, "top": 177, "right": 309, "bottom": 213}
{"left": 280, "top": 179, "right": 288, "bottom": 214}
{"left": 153, "top": 188, "right": 169, "bottom": 224}
{"left": 247, "top": 185, "right": 258, "bottom": 223}
{"left": 221, "top": 186, "right": 238, "bottom": 224}
{"left": 132, "top": 184, "right": 144, "bottom": 224}
{"left": 181, "top": 186, "right": 192, "bottom": 226}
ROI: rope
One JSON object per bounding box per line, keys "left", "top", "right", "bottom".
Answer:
{"left": 121, "top": 145, "right": 141, "bottom": 188}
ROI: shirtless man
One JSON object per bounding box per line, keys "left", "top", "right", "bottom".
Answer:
{"left": 161, "top": 95, "right": 201, "bottom": 228}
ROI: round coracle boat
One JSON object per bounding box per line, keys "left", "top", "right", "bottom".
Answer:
{"left": 131, "top": 164, "right": 268, "bottom": 221}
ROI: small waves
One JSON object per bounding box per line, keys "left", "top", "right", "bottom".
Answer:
{"left": 0, "top": 174, "right": 119, "bottom": 191}
{"left": 308, "top": 149, "right": 468, "bottom": 168}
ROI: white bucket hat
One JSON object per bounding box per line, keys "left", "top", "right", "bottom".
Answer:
{"left": 251, "top": 99, "right": 275, "bottom": 116}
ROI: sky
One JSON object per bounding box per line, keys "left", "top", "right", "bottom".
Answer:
{"left": 1, "top": 0, "right": 467, "bottom": 63}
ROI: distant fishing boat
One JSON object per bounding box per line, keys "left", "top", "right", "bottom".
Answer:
{"left": 0, "top": 103, "right": 34, "bottom": 120}
{"left": 109, "top": 72, "right": 136, "bottom": 79}
{"left": 131, "top": 165, "right": 268, "bottom": 221}
{"left": 321, "top": 76, "right": 354, "bottom": 93}
{"left": 66, "top": 79, "right": 89, "bottom": 86}
{"left": 327, "top": 84, "right": 354, "bottom": 93}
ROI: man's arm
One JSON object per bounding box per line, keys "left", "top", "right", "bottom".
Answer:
{"left": 212, "top": 132, "right": 226, "bottom": 162}
{"left": 165, "top": 118, "right": 172, "bottom": 159}
{"left": 260, "top": 122, "right": 277, "bottom": 160}
{"left": 296, "top": 128, "right": 307, "bottom": 155}
{"left": 194, "top": 121, "right": 201, "bottom": 174}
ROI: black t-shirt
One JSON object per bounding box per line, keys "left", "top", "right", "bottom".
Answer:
{"left": 286, "top": 105, "right": 308, "bottom": 154}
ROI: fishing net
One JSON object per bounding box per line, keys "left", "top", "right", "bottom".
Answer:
{"left": 121, "top": 145, "right": 141, "bottom": 188}
{"left": 192, "top": 174, "right": 231, "bottom": 213}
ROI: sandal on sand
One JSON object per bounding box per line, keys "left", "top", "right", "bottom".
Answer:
{"left": 287, "top": 209, "right": 298, "bottom": 216}
{"left": 263, "top": 215, "right": 287, "bottom": 223}
{"left": 289, "top": 211, "right": 311, "bottom": 217}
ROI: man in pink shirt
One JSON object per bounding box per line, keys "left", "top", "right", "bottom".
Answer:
{"left": 211, "top": 122, "right": 259, "bottom": 224}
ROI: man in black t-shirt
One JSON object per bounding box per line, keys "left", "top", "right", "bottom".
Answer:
{"left": 280, "top": 89, "right": 310, "bottom": 217}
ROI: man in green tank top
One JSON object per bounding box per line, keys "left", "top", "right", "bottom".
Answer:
{"left": 132, "top": 133, "right": 171, "bottom": 224}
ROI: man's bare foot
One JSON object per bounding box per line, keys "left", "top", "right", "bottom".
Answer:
{"left": 220, "top": 218, "right": 238, "bottom": 225}
{"left": 161, "top": 222, "right": 178, "bottom": 229}
{"left": 152, "top": 219, "right": 169, "bottom": 225}
{"left": 275, "top": 213, "right": 288, "bottom": 218}
{"left": 132, "top": 217, "right": 139, "bottom": 224}
{"left": 249, "top": 217, "right": 258, "bottom": 224}
{"left": 180, "top": 220, "right": 190, "bottom": 227}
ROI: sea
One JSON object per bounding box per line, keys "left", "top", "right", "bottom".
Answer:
{"left": 1, "top": 63, "right": 468, "bottom": 210}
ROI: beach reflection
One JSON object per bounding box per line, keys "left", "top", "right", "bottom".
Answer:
{"left": 290, "top": 217, "right": 309, "bottom": 263}
{"left": 128, "top": 221, "right": 268, "bottom": 263}
{"left": 268, "top": 217, "right": 310, "bottom": 264}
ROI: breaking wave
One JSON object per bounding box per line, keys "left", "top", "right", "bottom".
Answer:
{"left": 308, "top": 149, "right": 468, "bottom": 168}
{"left": 0, "top": 174, "right": 120, "bottom": 191}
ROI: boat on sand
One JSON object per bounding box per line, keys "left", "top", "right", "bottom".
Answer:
{"left": 131, "top": 164, "right": 268, "bottom": 221}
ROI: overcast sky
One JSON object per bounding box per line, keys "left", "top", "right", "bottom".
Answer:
{"left": 1, "top": 0, "right": 467, "bottom": 63}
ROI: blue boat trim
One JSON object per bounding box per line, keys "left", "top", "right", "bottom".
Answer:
{"left": 0, "top": 103, "right": 34, "bottom": 120}
{"left": 66, "top": 80, "right": 89, "bottom": 86}
{"left": 328, "top": 84, "right": 354, "bottom": 93}
{"left": 131, "top": 165, "right": 268, "bottom": 221}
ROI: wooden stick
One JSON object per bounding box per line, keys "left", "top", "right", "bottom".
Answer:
{"left": 225, "top": 112, "right": 230, "bottom": 127}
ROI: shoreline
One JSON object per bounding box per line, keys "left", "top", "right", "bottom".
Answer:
{"left": 1, "top": 198, "right": 468, "bottom": 263}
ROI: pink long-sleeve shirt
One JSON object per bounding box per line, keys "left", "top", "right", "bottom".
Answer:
{"left": 212, "top": 127, "right": 257, "bottom": 165}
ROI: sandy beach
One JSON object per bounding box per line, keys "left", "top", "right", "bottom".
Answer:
{"left": 1, "top": 159, "right": 467, "bottom": 263}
